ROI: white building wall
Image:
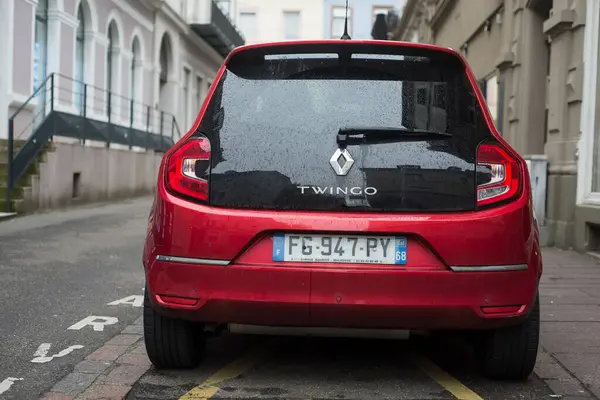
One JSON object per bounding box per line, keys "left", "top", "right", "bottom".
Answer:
{"left": 237, "top": 0, "right": 324, "bottom": 43}
{"left": 0, "top": 0, "right": 13, "bottom": 137}
{"left": 0, "top": 0, "right": 228, "bottom": 140}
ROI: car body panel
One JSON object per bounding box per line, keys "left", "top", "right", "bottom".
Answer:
{"left": 143, "top": 39, "right": 542, "bottom": 332}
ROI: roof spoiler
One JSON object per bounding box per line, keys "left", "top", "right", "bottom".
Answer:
{"left": 225, "top": 41, "right": 464, "bottom": 69}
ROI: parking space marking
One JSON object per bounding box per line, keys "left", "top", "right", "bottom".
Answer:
{"left": 31, "top": 343, "right": 84, "bottom": 363}
{"left": 107, "top": 295, "right": 143, "bottom": 307}
{"left": 179, "top": 341, "right": 277, "bottom": 400}
{"left": 67, "top": 316, "right": 118, "bottom": 331}
{"left": 0, "top": 377, "right": 23, "bottom": 395}
{"left": 410, "top": 354, "right": 484, "bottom": 400}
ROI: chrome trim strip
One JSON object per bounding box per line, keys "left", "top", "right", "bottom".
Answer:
{"left": 155, "top": 255, "right": 230, "bottom": 266}
{"left": 450, "top": 264, "right": 528, "bottom": 272}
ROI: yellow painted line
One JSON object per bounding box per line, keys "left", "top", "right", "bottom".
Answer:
{"left": 411, "top": 354, "right": 484, "bottom": 400}
{"left": 179, "top": 342, "right": 275, "bottom": 400}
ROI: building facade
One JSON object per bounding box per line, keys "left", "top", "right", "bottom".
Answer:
{"left": 236, "top": 0, "right": 324, "bottom": 44}
{"left": 323, "top": 0, "right": 404, "bottom": 40}
{"left": 393, "top": 0, "right": 600, "bottom": 252}
{"left": 0, "top": 0, "right": 243, "bottom": 141}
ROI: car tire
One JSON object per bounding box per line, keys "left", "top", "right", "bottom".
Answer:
{"left": 477, "top": 294, "right": 540, "bottom": 380}
{"left": 143, "top": 287, "right": 206, "bottom": 369}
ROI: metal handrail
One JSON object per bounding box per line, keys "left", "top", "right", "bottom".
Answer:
{"left": 4, "top": 72, "right": 182, "bottom": 212}
{"left": 8, "top": 74, "right": 54, "bottom": 120}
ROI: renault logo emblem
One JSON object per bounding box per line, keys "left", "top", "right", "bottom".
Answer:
{"left": 329, "top": 148, "right": 354, "bottom": 176}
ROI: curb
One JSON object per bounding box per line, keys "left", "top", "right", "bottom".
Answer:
{"left": 41, "top": 317, "right": 152, "bottom": 400}
{"left": 0, "top": 212, "right": 18, "bottom": 222}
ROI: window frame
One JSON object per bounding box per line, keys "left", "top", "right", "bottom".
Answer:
{"left": 283, "top": 10, "right": 301, "bottom": 40}
{"left": 182, "top": 66, "right": 192, "bottom": 128}
{"left": 330, "top": 5, "right": 353, "bottom": 39}
{"left": 371, "top": 5, "right": 394, "bottom": 23}
{"left": 577, "top": 0, "right": 600, "bottom": 204}
{"left": 238, "top": 11, "right": 258, "bottom": 43}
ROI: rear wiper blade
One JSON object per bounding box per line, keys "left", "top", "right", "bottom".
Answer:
{"left": 336, "top": 127, "right": 451, "bottom": 146}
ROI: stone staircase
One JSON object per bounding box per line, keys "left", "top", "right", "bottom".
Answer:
{"left": 0, "top": 139, "right": 55, "bottom": 213}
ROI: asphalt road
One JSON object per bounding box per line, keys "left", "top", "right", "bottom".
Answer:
{"left": 0, "top": 198, "right": 151, "bottom": 399}
{"left": 126, "top": 331, "right": 556, "bottom": 400}
{"left": 0, "top": 197, "right": 563, "bottom": 399}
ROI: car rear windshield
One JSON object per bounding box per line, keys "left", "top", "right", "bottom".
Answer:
{"left": 196, "top": 43, "right": 493, "bottom": 212}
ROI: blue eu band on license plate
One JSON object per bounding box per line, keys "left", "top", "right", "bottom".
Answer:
{"left": 272, "top": 233, "right": 407, "bottom": 265}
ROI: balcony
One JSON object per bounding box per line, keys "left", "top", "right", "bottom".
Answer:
{"left": 189, "top": 0, "right": 245, "bottom": 58}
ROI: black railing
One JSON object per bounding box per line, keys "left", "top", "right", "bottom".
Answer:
{"left": 4, "top": 73, "right": 182, "bottom": 212}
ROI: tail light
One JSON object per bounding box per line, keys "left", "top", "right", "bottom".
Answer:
{"left": 165, "top": 137, "right": 211, "bottom": 202}
{"left": 476, "top": 143, "right": 520, "bottom": 207}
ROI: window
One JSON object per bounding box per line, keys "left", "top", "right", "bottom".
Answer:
{"left": 33, "top": 0, "right": 48, "bottom": 92}
{"left": 373, "top": 6, "right": 394, "bottom": 22}
{"left": 200, "top": 50, "right": 489, "bottom": 212}
{"left": 416, "top": 88, "right": 427, "bottom": 105}
{"left": 591, "top": 16, "right": 600, "bottom": 192}
{"left": 485, "top": 75, "right": 498, "bottom": 123}
{"left": 106, "top": 21, "right": 120, "bottom": 116}
{"left": 74, "top": 4, "right": 85, "bottom": 114}
{"left": 283, "top": 11, "right": 301, "bottom": 40}
{"left": 577, "top": 0, "right": 600, "bottom": 204}
{"left": 478, "top": 75, "right": 499, "bottom": 126}
{"left": 130, "top": 39, "right": 140, "bottom": 101}
{"left": 433, "top": 84, "right": 446, "bottom": 109}
{"left": 182, "top": 68, "right": 191, "bottom": 127}
{"left": 331, "top": 6, "right": 352, "bottom": 38}
{"left": 33, "top": 0, "right": 48, "bottom": 126}
{"left": 196, "top": 76, "right": 203, "bottom": 117}
{"left": 159, "top": 40, "right": 169, "bottom": 85}
{"left": 239, "top": 12, "right": 257, "bottom": 42}
{"left": 216, "top": 0, "right": 232, "bottom": 17}
{"left": 497, "top": 78, "right": 504, "bottom": 134}
{"left": 130, "top": 38, "right": 142, "bottom": 126}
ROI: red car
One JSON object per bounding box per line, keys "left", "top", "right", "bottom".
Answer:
{"left": 142, "top": 39, "right": 542, "bottom": 380}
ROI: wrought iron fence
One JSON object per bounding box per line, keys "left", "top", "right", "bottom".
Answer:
{"left": 4, "top": 73, "right": 182, "bottom": 212}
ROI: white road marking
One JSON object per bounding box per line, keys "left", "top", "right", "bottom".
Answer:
{"left": 107, "top": 295, "right": 143, "bottom": 307}
{"left": 33, "top": 343, "right": 51, "bottom": 358}
{"left": 31, "top": 343, "right": 84, "bottom": 363}
{"left": 67, "top": 316, "right": 119, "bottom": 332}
{"left": 0, "top": 378, "right": 23, "bottom": 395}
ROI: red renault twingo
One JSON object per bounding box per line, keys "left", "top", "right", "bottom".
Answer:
{"left": 142, "top": 40, "right": 542, "bottom": 380}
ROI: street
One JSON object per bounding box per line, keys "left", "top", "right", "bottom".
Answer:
{"left": 0, "top": 197, "right": 598, "bottom": 400}
{"left": 0, "top": 199, "right": 149, "bottom": 399}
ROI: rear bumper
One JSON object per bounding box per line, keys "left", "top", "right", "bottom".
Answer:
{"left": 145, "top": 258, "right": 539, "bottom": 331}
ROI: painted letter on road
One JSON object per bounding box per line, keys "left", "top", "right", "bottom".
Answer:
{"left": 68, "top": 316, "right": 118, "bottom": 332}
{"left": 0, "top": 378, "right": 23, "bottom": 395}
{"left": 107, "top": 295, "right": 143, "bottom": 308}
{"left": 31, "top": 343, "right": 84, "bottom": 363}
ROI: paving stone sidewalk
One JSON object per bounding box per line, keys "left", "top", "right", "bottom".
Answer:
{"left": 535, "top": 248, "right": 600, "bottom": 399}
{"left": 41, "top": 319, "right": 151, "bottom": 400}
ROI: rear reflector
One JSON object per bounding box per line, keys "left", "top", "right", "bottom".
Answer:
{"left": 481, "top": 305, "right": 525, "bottom": 315}
{"left": 156, "top": 294, "right": 199, "bottom": 307}
{"left": 476, "top": 143, "right": 520, "bottom": 207}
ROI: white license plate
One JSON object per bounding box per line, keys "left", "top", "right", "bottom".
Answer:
{"left": 272, "top": 234, "right": 407, "bottom": 265}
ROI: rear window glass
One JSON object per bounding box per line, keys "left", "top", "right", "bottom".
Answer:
{"left": 197, "top": 43, "right": 493, "bottom": 212}
{"left": 199, "top": 44, "right": 489, "bottom": 146}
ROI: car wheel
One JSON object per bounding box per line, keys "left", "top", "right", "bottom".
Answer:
{"left": 143, "top": 286, "right": 205, "bottom": 369}
{"left": 477, "top": 294, "right": 540, "bottom": 380}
